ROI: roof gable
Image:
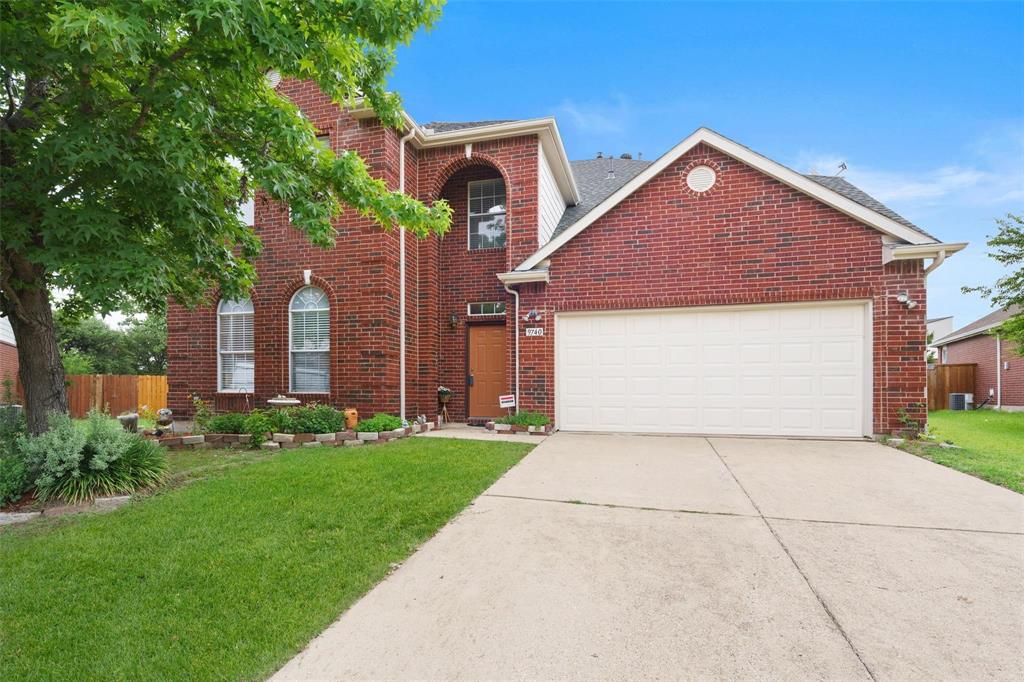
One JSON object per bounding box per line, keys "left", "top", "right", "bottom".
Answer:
{"left": 516, "top": 128, "right": 939, "bottom": 272}
{"left": 934, "top": 305, "right": 1020, "bottom": 346}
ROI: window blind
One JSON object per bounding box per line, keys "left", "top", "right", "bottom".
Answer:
{"left": 218, "top": 299, "right": 254, "bottom": 391}
{"left": 290, "top": 287, "right": 329, "bottom": 392}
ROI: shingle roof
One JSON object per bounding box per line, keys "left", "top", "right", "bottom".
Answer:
{"left": 551, "top": 158, "right": 653, "bottom": 238}
{"left": 804, "top": 175, "right": 935, "bottom": 239}
{"left": 550, "top": 162, "right": 933, "bottom": 242}
{"left": 422, "top": 120, "right": 517, "bottom": 133}
{"left": 934, "top": 305, "right": 1021, "bottom": 346}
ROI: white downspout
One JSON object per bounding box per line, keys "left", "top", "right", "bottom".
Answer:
{"left": 996, "top": 334, "right": 1002, "bottom": 409}
{"left": 923, "top": 249, "right": 946, "bottom": 277}
{"left": 503, "top": 283, "right": 520, "bottom": 414}
{"left": 398, "top": 125, "right": 417, "bottom": 420}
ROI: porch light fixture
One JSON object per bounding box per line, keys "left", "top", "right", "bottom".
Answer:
{"left": 449, "top": 313, "right": 458, "bottom": 329}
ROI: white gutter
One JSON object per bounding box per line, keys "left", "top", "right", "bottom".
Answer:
{"left": 497, "top": 269, "right": 550, "bottom": 285}
{"left": 883, "top": 241, "right": 967, "bottom": 265}
{"left": 398, "top": 125, "right": 417, "bottom": 420}
{"left": 502, "top": 283, "right": 520, "bottom": 414}
{"left": 996, "top": 333, "right": 1002, "bottom": 409}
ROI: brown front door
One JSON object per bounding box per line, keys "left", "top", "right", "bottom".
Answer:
{"left": 468, "top": 325, "right": 507, "bottom": 418}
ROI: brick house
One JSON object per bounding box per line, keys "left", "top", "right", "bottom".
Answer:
{"left": 167, "top": 79, "right": 966, "bottom": 437}
{"left": 0, "top": 316, "right": 17, "bottom": 392}
{"left": 934, "top": 306, "right": 1023, "bottom": 410}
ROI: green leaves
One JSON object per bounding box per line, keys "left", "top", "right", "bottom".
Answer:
{"left": 1, "top": 0, "right": 450, "bottom": 319}
{"left": 962, "top": 213, "right": 1024, "bottom": 355}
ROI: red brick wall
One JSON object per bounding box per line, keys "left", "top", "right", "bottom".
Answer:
{"left": 0, "top": 341, "right": 17, "bottom": 388}
{"left": 417, "top": 137, "right": 540, "bottom": 420}
{"left": 432, "top": 165, "right": 509, "bottom": 421}
{"left": 514, "top": 143, "right": 928, "bottom": 434}
{"left": 943, "top": 334, "right": 1024, "bottom": 408}
{"left": 168, "top": 79, "right": 428, "bottom": 420}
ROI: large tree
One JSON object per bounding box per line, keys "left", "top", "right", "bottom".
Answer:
{"left": 56, "top": 310, "right": 168, "bottom": 374}
{"left": 1, "top": 0, "right": 452, "bottom": 433}
{"left": 964, "top": 213, "right": 1024, "bottom": 354}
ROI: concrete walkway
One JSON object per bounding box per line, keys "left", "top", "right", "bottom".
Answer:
{"left": 273, "top": 433, "right": 1024, "bottom": 681}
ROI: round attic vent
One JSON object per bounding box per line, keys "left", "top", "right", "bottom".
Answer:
{"left": 265, "top": 69, "right": 282, "bottom": 88}
{"left": 686, "top": 165, "right": 716, "bottom": 192}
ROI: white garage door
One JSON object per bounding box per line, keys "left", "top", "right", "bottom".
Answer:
{"left": 557, "top": 302, "right": 870, "bottom": 437}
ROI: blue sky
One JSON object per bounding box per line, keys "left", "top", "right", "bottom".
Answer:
{"left": 389, "top": 1, "right": 1024, "bottom": 328}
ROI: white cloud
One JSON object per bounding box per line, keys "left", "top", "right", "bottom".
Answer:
{"left": 554, "top": 95, "right": 633, "bottom": 136}
{"left": 793, "top": 125, "right": 1024, "bottom": 210}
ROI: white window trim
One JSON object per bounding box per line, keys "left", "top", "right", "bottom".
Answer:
{"left": 467, "top": 178, "right": 507, "bottom": 251}
{"left": 467, "top": 301, "right": 507, "bottom": 316}
{"left": 289, "top": 287, "right": 330, "bottom": 394}
{"left": 217, "top": 299, "right": 254, "bottom": 394}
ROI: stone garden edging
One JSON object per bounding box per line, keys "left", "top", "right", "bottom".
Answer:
{"left": 156, "top": 421, "right": 437, "bottom": 450}
{"left": 484, "top": 421, "right": 553, "bottom": 435}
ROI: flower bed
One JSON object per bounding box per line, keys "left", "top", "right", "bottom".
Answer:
{"left": 484, "top": 421, "right": 553, "bottom": 436}
{"left": 156, "top": 421, "right": 437, "bottom": 450}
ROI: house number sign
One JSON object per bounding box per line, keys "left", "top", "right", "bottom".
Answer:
{"left": 525, "top": 327, "right": 544, "bottom": 337}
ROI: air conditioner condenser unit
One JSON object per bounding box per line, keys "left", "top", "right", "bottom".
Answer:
{"left": 949, "top": 393, "right": 974, "bottom": 411}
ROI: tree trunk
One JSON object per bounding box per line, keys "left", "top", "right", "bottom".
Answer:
{"left": 7, "top": 286, "right": 68, "bottom": 434}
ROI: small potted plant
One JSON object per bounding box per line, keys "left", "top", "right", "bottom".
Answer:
{"left": 437, "top": 386, "right": 452, "bottom": 404}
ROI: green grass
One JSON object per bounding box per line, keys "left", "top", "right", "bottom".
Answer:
{"left": 900, "top": 410, "right": 1024, "bottom": 493}
{"left": 0, "top": 438, "right": 532, "bottom": 681}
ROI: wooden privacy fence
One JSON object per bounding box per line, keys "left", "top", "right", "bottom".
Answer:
{"left": 66, "top": 374, "right": 168, "bottom": 418}
{"left": 926, "top": 364, "right": 976, "bottom": 411}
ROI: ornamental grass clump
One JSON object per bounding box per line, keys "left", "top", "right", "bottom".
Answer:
{"left": 18, "top": 412, "right": 167, "bottom": 504}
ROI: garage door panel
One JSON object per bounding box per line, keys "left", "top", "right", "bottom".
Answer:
{"left": 557, "top": 303, "right": 868, "bottom": 437}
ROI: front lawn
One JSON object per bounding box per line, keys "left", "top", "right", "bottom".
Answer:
{"left": 0, "top": 438, "right": 531, "bottom": 681}
{"left": 901, "top": 410, "right": 1024, "bottom": 493}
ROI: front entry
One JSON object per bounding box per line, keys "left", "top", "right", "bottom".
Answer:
{"left": 468, "top": 324, "right": 507, "bottom": 419}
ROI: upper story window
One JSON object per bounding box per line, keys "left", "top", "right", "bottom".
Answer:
{"left": 468, "top": 178, "right": 506, "bottom": 250}
{"left": 290, "top": 286, "right": 329, "bottom": 393}
{"left": 218, "top": 299, "right": 254, "bottom": 392}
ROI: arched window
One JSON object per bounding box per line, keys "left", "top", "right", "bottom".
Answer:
{"left": 290, "top": 286, "right": 329, "bottom": 393}
{"left": 218, "top": 299, "right": 254, "bottom": 392}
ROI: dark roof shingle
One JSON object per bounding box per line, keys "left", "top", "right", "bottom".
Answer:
{"left": 551, "top": 158, "right": 653, "bottom": 239}
{"left": 934, "top": 305, "right": 1021, "bottom": 345}
{"left": 422, "top": 120, "right": 516, "bottom": 133}
{"left": 804, "top": 175, "right": 934, "bottom": 238}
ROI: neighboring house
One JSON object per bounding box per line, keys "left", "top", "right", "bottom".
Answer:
{"left": 167, "top": 79, "right": 966, "bottom": 437}
{"left": 926, "top": 315, "right": 954, "bottom": 361}
{"left": 934, "top": 306, "right": 1022, "bottom": 410}
{"left": 0, "top": 316, "right": 17, "bottom": 399}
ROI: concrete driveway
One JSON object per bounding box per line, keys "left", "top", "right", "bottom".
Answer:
{"left": 273, "top": 434, "right": 1024, "bottom": 681}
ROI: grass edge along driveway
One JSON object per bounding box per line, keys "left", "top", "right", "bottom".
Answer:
{"left": 0, "top": 438, "right": 532, "bottom": 681}
{"left": 898, "top": 410, "right": 1023, "bottom": 494}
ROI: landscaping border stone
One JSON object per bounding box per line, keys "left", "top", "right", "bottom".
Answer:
{"left": 484, "top": 421, "right": 554, "bottom": 436}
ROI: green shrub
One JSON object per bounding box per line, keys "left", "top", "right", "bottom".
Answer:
{"left": 0, "top": 405, "right": 26, "bottom": 459}
{"left": 265, "top": 404, "right": 345, "bottom": 434}
{"left": 243, "top": 411, "right": 274, "bottom": 448}
{"left": 0, "top": 454, "right": 29, "bottom": 507}
{"left": 19, "top": 412, "right": 167, "bottom": 504}
{"left": 208, "top": 412, "right": 247, "bottom": 434}
{"left": 354, "top": 413, "right": 403, "bottom": 433}
{"left": 494, "top": 411, "right": 550, "bottom": 426}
